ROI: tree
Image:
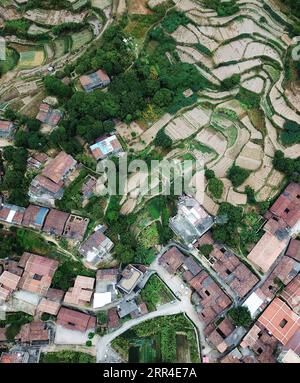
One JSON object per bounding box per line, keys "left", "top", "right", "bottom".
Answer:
{"left": 228, "top": 306, "right": 252, "bottom": 327}
{"left": 44, "top": 76, "right": 72, "bottom": 98}
{"left": 205, "top": 169, "right": 215, "bottom": 180}
{"left": 154, "top": 128, "right": 172, "bottom": 149}
{"left": 85, "top": 340, "right": 92, "bottom": 347}
{"left": 222, "top": 74, "right": 241, "bottom": 90}
{"left": 227, "top": 165, "right": 250, "bottom": 187}
{"left": 208, "top": 178, "right": 224, "bottom": 199}
{"left": 153, "top": 88, "right": 173, "bottom": 107}
{"left": 199, "top": 244, "right": 213, "bottom": 258}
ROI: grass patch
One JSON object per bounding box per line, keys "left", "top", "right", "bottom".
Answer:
{"left": 40, "top": 351, "right": 95, "bottom": 363}
{"left": 140, "top": 274, "right": 174, "bottom": 311}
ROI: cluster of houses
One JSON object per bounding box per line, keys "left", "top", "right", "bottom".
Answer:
{"left": 160, "top": 183, "right": 300, "bottom": 363}
{"left": 0, "top": 247, "right": 151, "bottom": 360}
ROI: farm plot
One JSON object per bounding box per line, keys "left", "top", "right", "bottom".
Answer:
{"left": 91, "top": 0, "right": 112, "bottom": 9}
{"left": 128, "top": 0, "right": 152, "bottom": 14}
{"left": 11, "top": 44, "right": 45, "bottom": 69}
{"left": 235, "top": 141, "right": 263, "bottom": 170}
{"left": 71, "top": 29, "right": 93, "bottom": 50}
{"left": 241, "top": 76, "right": 265, "bottom": 95}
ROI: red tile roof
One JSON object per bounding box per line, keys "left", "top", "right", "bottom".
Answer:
{"left": 43, "top": 209, "right": 70, "bottom": 236}
{"left": 17, "top": 321, "right": 49, "bottom": 343}
{"left": 286, "top": 239, "right": 300, "bottom": 262}
{"left": 42, "top": 151, "right": 77, "bottom": 184}
{"left": 281, "top": 275, "right": 300, "bottom": 315}
{"left": 258, "top": 297, "right": 300, "bottom": 345}
{"left": 57, "top": 307, "right": 96, "bottom": 333}
{"left": 158, "top": 247, "right": 185, "bottom": 274}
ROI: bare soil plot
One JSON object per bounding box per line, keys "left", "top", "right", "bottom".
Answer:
{"left": 227, "top": 188, "right": 247, "bottom": 206}
{"left": 196, "top": 127, "right": 227, "bottom": 156}
{"left": 235, "top": 141, "right": 263, "bottom": 171}
{"left": 128, "top": 0, "right": 152, "bottom": 14}
{"left": 242, "top": 76, "right": 265, "bottom": 94}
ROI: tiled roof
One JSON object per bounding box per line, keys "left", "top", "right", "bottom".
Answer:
{"left": 57, "top": 307, "right": 96, "bottom": 332}
{"left": 258, "top": 297, "right": 300, "bottom": 345}
{"left": 42, "top": 151, "right": 77, "bottom": 184}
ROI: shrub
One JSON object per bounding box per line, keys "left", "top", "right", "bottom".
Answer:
{"left": 154, "top": 128, "right": 172, "bottom": 149}
{"left": 208, "top": 178, "right": 224, "bottom": 199}
{"left": 228, "top": 306, "right": 252, "bottom": 327}
{"left": 227, "top": 165, "right": 250, "bottom": 187}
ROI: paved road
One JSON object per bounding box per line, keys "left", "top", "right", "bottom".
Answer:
{"left": 96, "top": 300, "right": 182, "bottom": 362}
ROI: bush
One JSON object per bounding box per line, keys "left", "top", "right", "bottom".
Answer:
{"left": 154, "top": 128, "right": 172, "bottom": 149}
{"left": 86, "top": 340, "right": 92, "bottom": 347}
{"left": 222, "top": 74, "right": 240, "bottom": 90}
{"left": 205, "top": 169, "right": 215, "bottom": 180}
{"left": 208, "top": 178, "right": 224, "bottom": 199}
{"left": 227, "top": 165, "right": 250, "bottom": 187}
{"left": 199, "top": 244, "right": 213, "bottom": 258}
{"left": 228, "top": 306, "right": 252, "bottom": 327}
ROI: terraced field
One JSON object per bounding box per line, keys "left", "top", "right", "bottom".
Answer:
{"left": 129, "top": 0, "right": 300, "bottom": 214}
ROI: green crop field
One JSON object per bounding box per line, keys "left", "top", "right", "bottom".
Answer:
{"left": 71, "top": 29, "right": 93, "bottom": 50}
{"left": 0, "top": 47, "right": 19, "bottom": 74}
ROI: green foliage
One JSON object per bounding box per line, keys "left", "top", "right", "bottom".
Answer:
{"left": 281, "top": 120, "right": 300, "bottom": 146}
{"left": 237, "top": 88, "right": 261, "bottom": 109}
{"left": 85, "top": 340, "right": 92, "bottom": 347}
{"left": 245, "top": 186, "right": 256, "bottom": 204}
{"left": 208, "top": 177, "right": 224, "bottom": 199}
{"left": 44, "top": 76, "right": 73, "bottom": 99}
{"left": 199, "top": 244, "right": 213, "bottom": 258}
{"left": 0, "top": 313, "right": 33, "bottom": 341}
{"left": 227, "top": 165, "right": 251, "bottom": 187}
{"left": 203, "top": 0, "right": 239, "bottom": 16}
{"left": 154, "top": 128, "right": 172, "bottom": 149}
{"left": 141, "top": 275, "right": 173, "bottom": 311}
{"left": 222, "top": 74, "right": 241, "bottom": 90}
{"left": 40, "top": 351, "right": 95, "bottom": 363}
{"left": 1, "top": 147, "right": 29, "bottom": 207}
{"left": 161, "top": 10, "right": 190, "bottom": 33}
{"left": 228, "top": 306, "right": 252, "bottom": 327}
{"left": 97, "top": 311, "right": 108, "bottom": 325}
{"left": 52, "top": 22, "right": 86, "bottom": 36}
{"left": 205, "top": 169, "right": 215, "bottom": 180}
{"left": 52, "top": 259, "right": 95, "bottom": 291}
{"left": 273, "top": 150, "right": 300, "bottom": 182}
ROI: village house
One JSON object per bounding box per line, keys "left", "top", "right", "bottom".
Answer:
{"left": 16, "top": 321, "right": 50, "bottom": 345}
{"left": 90, "top": 134, "right": 122, "bottom": 161}
{"left": 81, "top": 175, "right": 97, "bottom": 205}
{"left": 117, "top": 299, "right": 139, "bottom": 318}
{"left": 42, "top": 209, "right": 70, "bottom": 236}
{"left": 205, "top": 317, "right": 246, "bottom": 354}
{"left": 189, "top": 270, "right": 232, "bottom": 325}
{"left": 286, "top": 239, "right": 300, "bottom": 262}
{"left": 258, "top": 297, "right": 300, "bottom": 346}
{"left": 29, "top": 151, "right": 77, "bottom": 206}
{"left": 248, "top": 183, "right": 300, "bottom": 273}
{"left": 18, "top": 253, "right": 59, "bottom": 296}
{"left": 0, "top": 351, "right": 30, "bottom": 364}
{"left": 27, "top": 152, "right": 49, "bottom": 171}
{"left": 63, "top": 276, "right": 95, "bottom": 307}
{"left": 169, "top": 195, "right": 214, "bottom": 245}
{"left": 107, "top": 307, "right": 120, "bottom": 331}
{"left": 37, "top": 297, "right": 61, "bottom": 316}
{"left": 239, "top": 322, "right": 279, "bottom": 363}
{"left": 36, "top": 103, "right": 63, "bottom": 130}
{"left": 0, "top": 271, "right": 21, "bottom": 303}
{"left": 117, "top": 265, "right": 144, "bottom": 295}
{"left": 62, "top": 214, "right": 89, "bottom": 243}
{"left": 0, "top": 120, "right": 15, "bottom": 140}
{"left": 199, "top": 232, "right": 259, "bottom": 298}
{"left": 22, "top": 205, "right": 49, "bottom": 231}
{"left": 79, "top": 69, "right": 110, "bottom": 92}
{"left": 78, "top": 227, "right": 114, "bottom": 266}
{"left": 56, "top": 307, "right": 96, "bottom": 333}
{"left": 0, "top": 203, "right": 25, "bottom": 225}
{"left": 158, "top": 247, "right": 185, "bottom": 274}
{"left": 93, "top": 268, "right": 119, "bottom": 309}
{"left": 281, "top": 274, "right": 300, "bottom": 315}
